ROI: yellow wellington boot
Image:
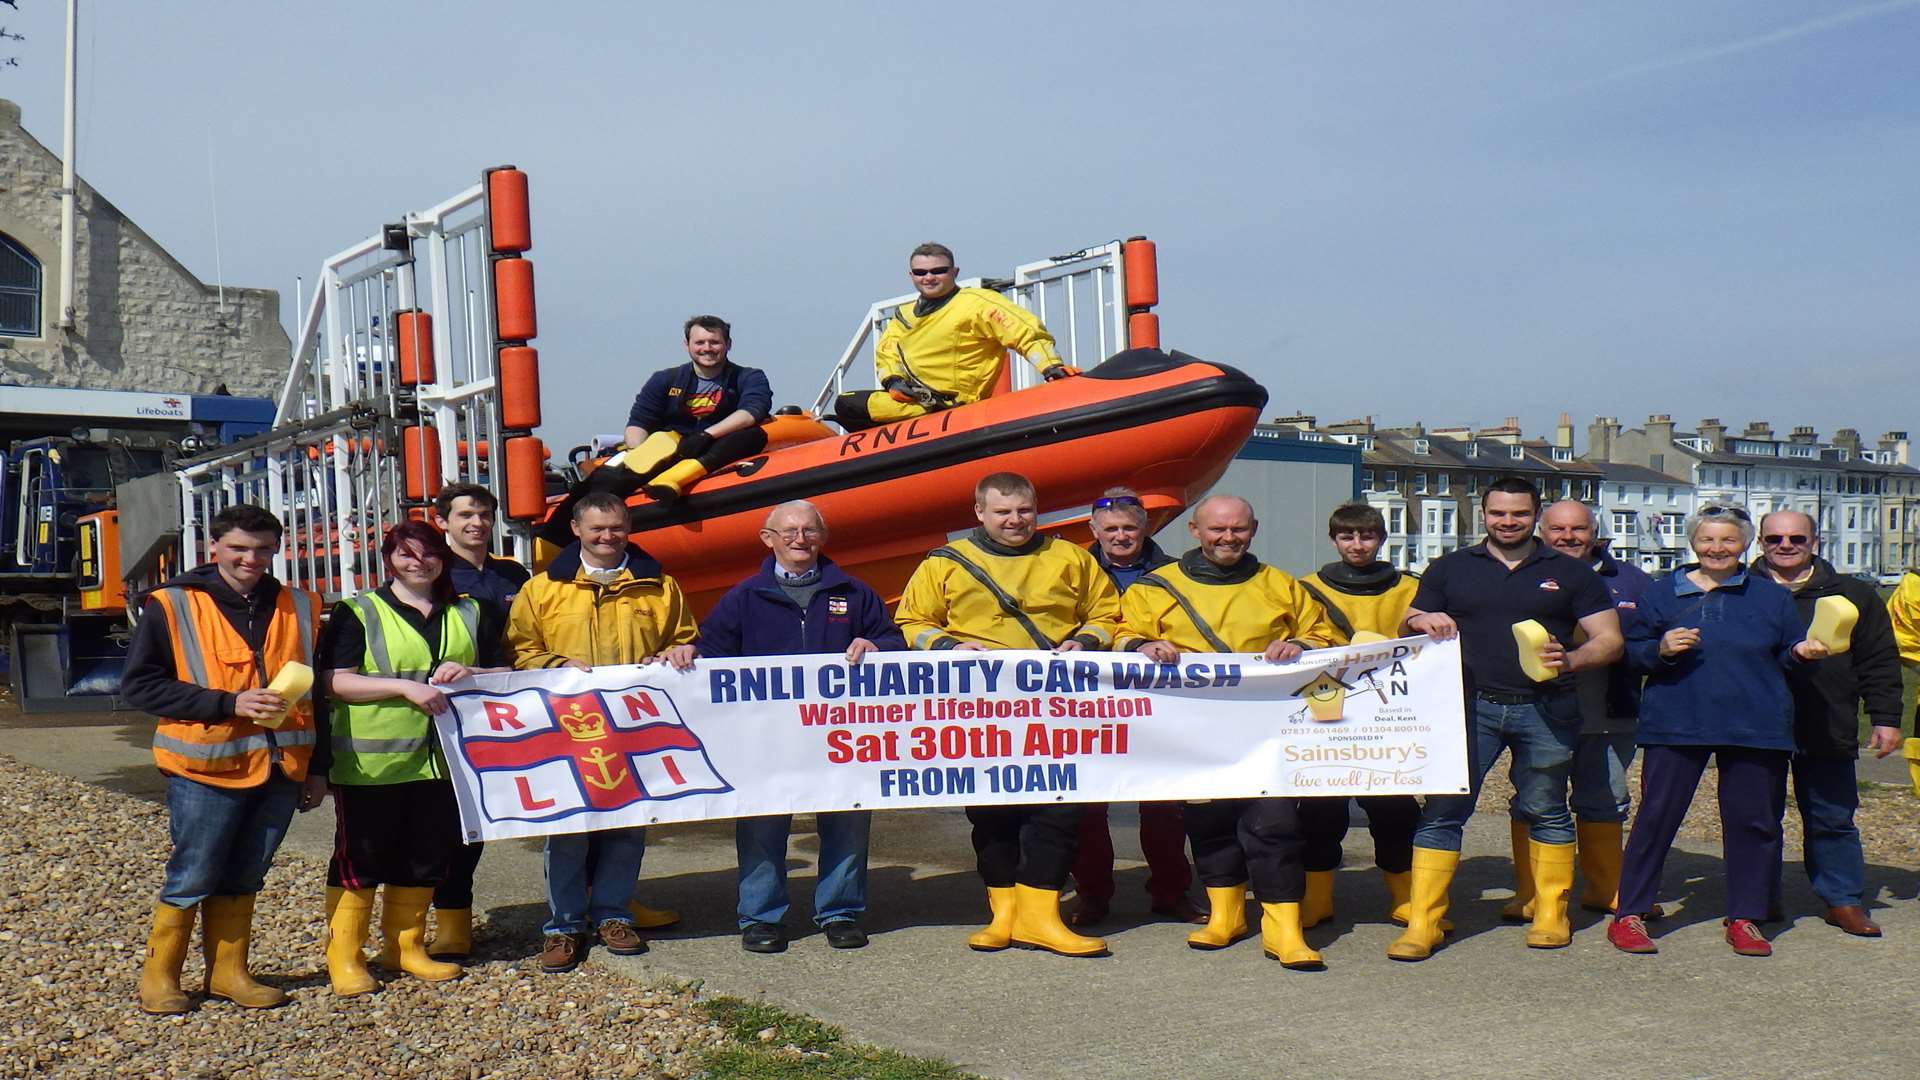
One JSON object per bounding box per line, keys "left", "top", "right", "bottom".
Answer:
{"left": 326, "top": 886, "right": 379, "bottom": 997}
{"left": 1300, "top": 871, "right": 1335, "bottom": 930}
{"left": 1525, "top": 841, "right": 1577, "bottom": 949}
{"left": 426, "top": 907, "right": 472, "bottom": 960}
{"left": 1577, "top": 821, "right": 1624, "bottom": 913}
{"left": 1387, "top": 847, "right": 1459, "bottom": 962}
{"left": 201, "top": 895, "right": 287, "bottom": 1009}
{"left": 626, "top": 900, "right": 681, "bottom": 930}
{"left": 1188, "top": 884, "right": 1252, "bottom": 949}
{"left": 1009, "top": 884, "right": 1108, "bottom": 957}
{"left": 643, "top": 459, "right": 708, "bottom": 503}
{"left": 1386, "top": 870, "right": 1453, "bottom": 931}
{"left": 1261, "top": 902, "right": 1326, "bottom": 970}
{"left": 617, "top": 430, "right": 682, "bottom": 481}
{"left": 966, "top": 886, "right": 1017, "bottom": 952}
{"left": 137, "top": 903, "right": 196, "bottom": 1014}
{"left": 1904, "top": 738, "right": 1920, "bottom": 798}
{"left": 379, "top": 886, "right": 462, "bottom": 982}
{"left": 1500, "top": 819, "right": 1536, "bottom": 921}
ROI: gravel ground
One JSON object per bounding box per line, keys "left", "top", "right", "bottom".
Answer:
{"left": 1478, "top": 753, "right": 1920, "bottom": 869}
{"left": 0, "top": 755, "right": 725, "bottom": 1079}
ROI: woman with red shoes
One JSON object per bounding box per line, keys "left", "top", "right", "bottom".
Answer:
{"left": 1608, "top": 505, "right": 1829, "bottom": 957}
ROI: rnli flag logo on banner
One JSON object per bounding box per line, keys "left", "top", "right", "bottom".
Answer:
{"left": 457, "top": 683, "right": 731, "bottom": 824}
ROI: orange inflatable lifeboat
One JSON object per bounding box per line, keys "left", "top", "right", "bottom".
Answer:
{"left": 539, "top": 347, "right": 1267, "bottom": 613}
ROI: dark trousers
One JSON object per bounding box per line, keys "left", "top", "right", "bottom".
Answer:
{"left": 583, "top": 426, "right": 770, "bottom": 497}
{"left": 434, "top": 840, "right": 484, "bottom": 910}
{"left": 1617, "top": 745, "right": 1789, "bottom": 920}
{"left": 1072, "top": 802, "right": 1192, "bottom": 907}
{"left": 967, "top": 804, "right": 1080, "bottom": 890}
{"left": 1298, "top": 795, "right": 1420, "bottom": 874}
{"left": 327, "top": 779, "right": 461, "bottom": 890}
{"left": 1184, "top": 798, "right": 1306, "bottom": 904}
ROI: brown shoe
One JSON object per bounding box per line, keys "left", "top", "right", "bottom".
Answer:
{"left": 596, "top": 919, "right": 647, "bottom": 956}
{"left": 1152, "top": 897, "right": 1208, "bottom": 925}
{"left": 539, "top": 932, "right": 585, "bottom": 973}
{"left": 1068, "top": 897, "right": 1110, "bottom": 928}
{"left": 1823, "top": 905, "right": 1882, "bottom": 937}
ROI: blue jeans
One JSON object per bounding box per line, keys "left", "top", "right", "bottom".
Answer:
{"left": 1788, "top": 754, "right": 1866, "bottom": 908}
{"left": 161, "top": 772, "right": 299, "bottom": 908}
{"left": 543, "top": 826, "right": 646, "bottom": 935}
{"left": 736, "top": 811, "right": 872, "bottom": 928}
{"left": 1415, "top": 692, "right": 1579, "bottom": 852}
{"left": 1569, "top": 732, "right": 1637, "bottom": 824}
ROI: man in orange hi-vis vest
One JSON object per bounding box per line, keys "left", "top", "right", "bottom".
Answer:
{"left": 121, "top": 504, "right": 324, "bottom": 1015}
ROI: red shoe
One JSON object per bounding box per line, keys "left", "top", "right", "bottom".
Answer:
{"left": 1607, "top": 915, "right": 1657, "bottom": 954}
{"left": 1724, "top": 919, "right": 1772, "bottom": 957}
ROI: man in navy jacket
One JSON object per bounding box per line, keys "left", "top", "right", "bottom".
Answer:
{"left": 699, "top": 500, "right": 905, "bottom": 953}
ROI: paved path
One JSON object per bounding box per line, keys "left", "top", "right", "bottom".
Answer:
{"left": 9, "top": 709, "right": 1920, "bottom": 1080}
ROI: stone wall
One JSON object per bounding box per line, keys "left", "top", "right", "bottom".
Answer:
{"left": 0, "top": 98, "right": 290, "bottom": 397}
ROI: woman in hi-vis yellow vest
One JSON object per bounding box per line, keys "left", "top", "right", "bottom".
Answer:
{"left": 315, "top": 521, "right": 510, "bottom": 996}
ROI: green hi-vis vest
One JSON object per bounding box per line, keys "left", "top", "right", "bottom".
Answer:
{"left": 330, "top": 593, "right": 480, "bottom": 786}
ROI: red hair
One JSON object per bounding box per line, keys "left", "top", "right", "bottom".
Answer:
{"left": 382, "top": 520, "right": 457, "bottom": 605}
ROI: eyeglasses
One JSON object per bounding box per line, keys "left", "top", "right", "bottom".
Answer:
{"left": 909, "top": 266, "right": 954, "bottom": 277}
{"left": 1700, "top": 505, "right": 1751, "bottom": 521}
{"left": 764, "top": 527, "right": 824, "bottom": 540}
{"left": 1092, "top": 495, "right": 1143, "bottom": 511}
{"left": 1761, "top": 534, "right": 1811, "bottom": 546}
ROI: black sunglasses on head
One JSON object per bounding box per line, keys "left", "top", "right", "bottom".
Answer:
{"left": 1093, "top": 495, "right": 1143, "bottom": 511}
{"left": 1700, "top": 505, "right": 1751, "bottom": 521}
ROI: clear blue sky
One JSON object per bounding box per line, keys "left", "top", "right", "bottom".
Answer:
{"left": 4, "top": 1, "right": 1915, "bottom": 452}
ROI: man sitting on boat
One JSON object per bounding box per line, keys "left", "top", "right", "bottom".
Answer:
{"left": 593, "top": 315, "right": 774, "bottom": 502}
{"left": 832, "top": 242, "right": 1076, "bottom": 432}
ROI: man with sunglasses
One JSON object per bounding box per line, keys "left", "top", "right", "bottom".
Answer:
{"left": 1752, "top": 510, "right": 1904, "bottom": 936}
{"left": 1068, "top": 488, "right": 1200, "bottom": 928}
{"left": 699, "top": 501, "right": 903, "bottom": 953}
{"left": 831, "top": 243, "right": 1074, "bottom": 432}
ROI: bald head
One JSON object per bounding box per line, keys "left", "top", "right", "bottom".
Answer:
{"left": 1191, "top": 494, "right": 1256, "bottom": 527}
{"left": 1540, "top": 500, "right": 1598, "bottom": 562}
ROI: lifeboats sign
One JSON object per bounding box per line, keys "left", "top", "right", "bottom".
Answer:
{"left": 434, "top": 636, "right": 1468, "bottom": 842}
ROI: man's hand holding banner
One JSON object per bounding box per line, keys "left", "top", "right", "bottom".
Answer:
{"left": 434, "top": 636, "right": 1469, "bottom": 842}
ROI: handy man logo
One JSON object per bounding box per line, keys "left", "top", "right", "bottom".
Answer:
{"left": 457, "top": 683, "right": 731, "bottom": 823}
{"left": 1290, "top": 669, "right": 1358, "bottom": 723}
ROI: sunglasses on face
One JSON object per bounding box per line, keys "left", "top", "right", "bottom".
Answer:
{"left": 1700, "top": 505, "right": 1751, "bottom": 521}
{"left": 910, "top": 266, "right": 954, "bottom": 277}
{"left": 1093, "top": 495, "right": 1143, "bottom": 511}
{"left": 1761, "top": 534, "right": 1811, "bottom": 546}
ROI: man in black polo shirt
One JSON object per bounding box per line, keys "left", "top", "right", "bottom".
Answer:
{"left": 1387, "top": 477, "right": 1622, "bottom": 961}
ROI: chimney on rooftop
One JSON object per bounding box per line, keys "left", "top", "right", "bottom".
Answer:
{"left": 1880, "top": 431, "right": 1910, "bottom": 466}
{"left": 1744, "top": 420, "right": 1773, "bottom": 439}
{"left": 1832, "top": 428, "right": 1862, "bottom": 454}
{"left": 1698, "top": 418, "right": 1726, "bottom": 452}
{"left": 1554, "top": 412, "right": 1573, "bottom": 450}
{"left": 1587, "top": 416, "right": 1622, "bottom": 462}
{"left": 1789, "top": 425, "right": 1818, "bottom": 445}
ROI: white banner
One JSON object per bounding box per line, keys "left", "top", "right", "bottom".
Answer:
{"left": 434, "top": 636, "right": 1469, "bottom": 842}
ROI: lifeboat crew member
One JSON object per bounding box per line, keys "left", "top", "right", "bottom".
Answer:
{"left": 1292, "top": 501, "right": 1424, "bottom": 934}
{"left": 122, "top": 504, "right": 324, "bottom": 1014}
{"left": 832, "top": 243, "right": 1076, "bottom": 432}
{"left": 699, "top": 500, "right": 906, "bottom": 953}
{"left": 1118, "top": 495, "right": 1342, "bottom": 969}
{"left": 316, "top": 521, "right": 512, "bottom": 996}
{"left": 599, "top": 314, "right": 774, "bottom": 502}
{"left": 1069, "top": 487, "right": 1201, "bottom": 928}
{"left": 895, "top": 471, "right": 1123, "bottom": 956}
{"left": 507, "top": 492, "right": 699, "bottom": 974}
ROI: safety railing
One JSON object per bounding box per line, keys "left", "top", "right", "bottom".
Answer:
{"left": 809, "top": 239, "right": 1141, "bottom": 420}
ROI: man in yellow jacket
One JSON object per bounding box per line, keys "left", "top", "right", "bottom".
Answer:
{"left": 895, "top": 471, "right": 1122, "bottom": 956}
{"left": 506, "top": 492, "right": 698, "bottom": 974}
{"left": 1294, "top": 501, "right": 1423, "bottom": 932}
{"left": 1890, "top": 570, "right": 1920, "bottom": 794}
{"left": 832, "top": 243, "right": 1075, "bottom": 431}
{"left": 1118, "top": 494, "right": 1342, "bottom": 969}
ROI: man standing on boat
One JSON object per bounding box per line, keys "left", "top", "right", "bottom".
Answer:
{"left": 595, "top": 315, "right": 774, "bottom": 503}
{"left": 832, "top": 243, "right": 1076, "bottom": 432}
{"left": 896, "top": 472, "right": 1122, "bottom": 957}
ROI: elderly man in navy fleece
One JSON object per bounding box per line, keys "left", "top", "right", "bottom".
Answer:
{"left": 698, "top": 499, "right": 904, "bottom": 955}
{"left": 1608, "top": 504, "right": 1829, "bottom": 958}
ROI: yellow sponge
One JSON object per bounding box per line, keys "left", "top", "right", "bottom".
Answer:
{"left": 259, "top": 662, "right": 314, "bottom": 729}
{"left": 1807, "top": 595, "right": 1858, "bottom": 655}
{"left": 1513, "top": 620, "right": 1556, "bottom": 682}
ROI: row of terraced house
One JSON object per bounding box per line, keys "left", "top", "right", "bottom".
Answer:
{"left": 1265, "top": 413, "right": 1918, "bottom": 580}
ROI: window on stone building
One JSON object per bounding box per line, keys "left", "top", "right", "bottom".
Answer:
{"left": 0, "top": 233, "right": 42, "bottom": 337}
